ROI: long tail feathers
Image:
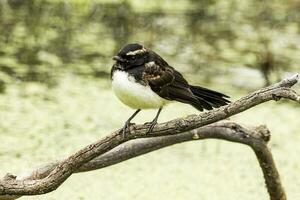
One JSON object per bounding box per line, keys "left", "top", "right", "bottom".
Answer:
{"left": 190, "top": 85, "right": 230, "bottom": 111}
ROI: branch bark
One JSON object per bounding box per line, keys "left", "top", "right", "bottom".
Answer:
{"left": 0, "top": 73, "right": 299, "bottom": 200}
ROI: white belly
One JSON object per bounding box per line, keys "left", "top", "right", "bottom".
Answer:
{"left": 112, "top": 70, "right": 170, "bottom": 109}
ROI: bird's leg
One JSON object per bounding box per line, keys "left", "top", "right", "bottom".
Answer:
{"left": 122, "top": 109, "right": 141, "bottom": 138}
{"left": 147, "top": 107, "right": 163, "bottom": 133}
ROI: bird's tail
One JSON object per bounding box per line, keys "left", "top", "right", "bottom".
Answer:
{"left": 190, "top": 85, "right": 230, "bottom": 111}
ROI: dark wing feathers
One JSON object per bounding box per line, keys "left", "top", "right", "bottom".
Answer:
{"left": 144, "top": 65, "right": 174, "bottom": 88}
{"left": 143, "top": 61, "right": 230, "bottom": 111}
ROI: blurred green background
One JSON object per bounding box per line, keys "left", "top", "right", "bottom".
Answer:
{"left": 0, "top": 0, "right": 299, "bottom": 199}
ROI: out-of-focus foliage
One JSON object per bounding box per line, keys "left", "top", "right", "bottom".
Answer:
{"left": 0, "top": 0, "right": 299, "bottom": 92}
{"left": 0, "top": 1, "right": 300, "bottom": 199}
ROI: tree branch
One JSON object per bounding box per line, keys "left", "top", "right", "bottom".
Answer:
{"left": 0, "top": 73, "right": 299, "bottom": 200}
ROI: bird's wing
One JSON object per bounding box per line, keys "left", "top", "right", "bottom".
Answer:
{"left": 143, "top": 61, "right": 213, "bottom": 111}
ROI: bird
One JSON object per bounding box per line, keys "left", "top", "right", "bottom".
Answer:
{"left": 111, "top": 43, "right": 230, "bottom": 135}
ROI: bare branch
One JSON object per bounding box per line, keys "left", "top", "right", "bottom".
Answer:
{"left": 0, "top": 73, "right": 298, "bottom": 199}
{"left": 14, "top": 122, "right": 272, "bottom": 179}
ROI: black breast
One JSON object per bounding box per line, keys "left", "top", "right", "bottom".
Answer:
{"left": 126, "top": 65, "right": 145, "bottom": 83}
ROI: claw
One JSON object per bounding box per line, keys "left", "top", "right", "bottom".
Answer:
{"left": 121, "top": 122, "right": 134, "bottom": 139}
{"left": 146, "top": 107, "right": 163, "bottom": 134}
{"left": 120, "top": 109, "right": 141, "bottom": 139}
{"left": 147, "top": 120, "right": 157, "bottom": 133}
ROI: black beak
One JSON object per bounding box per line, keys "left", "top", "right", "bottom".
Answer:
{"left": 113, "top": 56, "right": 125, "bottom": 62}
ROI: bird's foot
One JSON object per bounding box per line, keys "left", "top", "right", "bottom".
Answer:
{"left": 121, "top": 121, "right": 135, "bottom": 139}
{"left": 146, "top": 119, "right": 158, "bottom": 134}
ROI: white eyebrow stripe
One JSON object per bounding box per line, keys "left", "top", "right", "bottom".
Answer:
{"left": 126, "top": 47, "right": 147, "bottom": 56}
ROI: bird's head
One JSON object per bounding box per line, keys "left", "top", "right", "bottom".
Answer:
{"left": 112, "top": 43, "right": 149, "bottom": 70}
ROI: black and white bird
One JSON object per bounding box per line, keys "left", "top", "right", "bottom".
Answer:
{"left": 111, "top": 43, "right": 230, "bottom": 134}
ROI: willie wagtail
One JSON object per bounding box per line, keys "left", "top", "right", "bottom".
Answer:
{"left": 111, "top": 43, "right": 230, "bottom": 135}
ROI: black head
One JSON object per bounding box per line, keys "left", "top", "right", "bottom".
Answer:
{"left": 112, "top": 43, "right": 149, "bottom": 70}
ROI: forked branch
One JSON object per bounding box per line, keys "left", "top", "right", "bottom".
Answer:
{"left": 0, "top": 74, "right": 299, "bottom": 200}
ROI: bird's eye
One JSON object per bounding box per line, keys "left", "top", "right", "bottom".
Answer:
{"left": 131, "top": 56, "right": 135, "bottom": 60}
